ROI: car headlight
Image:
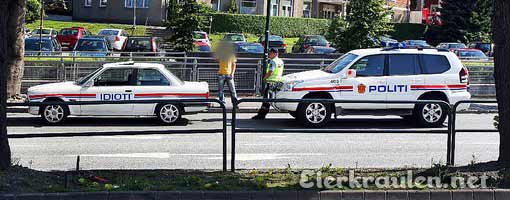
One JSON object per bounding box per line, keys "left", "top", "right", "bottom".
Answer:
{"left": 282, "top": 80, "right": 304, "bottom": 92}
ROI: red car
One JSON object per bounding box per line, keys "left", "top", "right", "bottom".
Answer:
{"left": 56, "top": 27, "right": 92, "bottom": 50}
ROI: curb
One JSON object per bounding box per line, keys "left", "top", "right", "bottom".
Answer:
{"left": 7, "top": 107, "right": 497, "bottom": 114}
{"left": 1, "top": 190, "right": 509, "bottom": 200}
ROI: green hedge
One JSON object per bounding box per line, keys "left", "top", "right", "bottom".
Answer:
{"left": 210, "top": 13, "right": 330, "bottom": 37}
{"left": 388, "top": 23, "right": 427, "bottom": 41}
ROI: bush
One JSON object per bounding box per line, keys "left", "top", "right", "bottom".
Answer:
{"left": 389, "top": 23, "right": 427, "bottom": 41}
{"left": 26, "top": 0, "right": 42, "bottom": 24}
{"left": 210, "top": 13, "right": 330, "bottom": 37}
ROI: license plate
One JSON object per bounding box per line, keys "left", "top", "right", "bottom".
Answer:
{"left": 62, "top": 42, "right": 70, "bottom": 45}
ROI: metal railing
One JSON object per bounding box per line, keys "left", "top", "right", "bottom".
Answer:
{"left": 6, "top": 99, "right": 229, "bottom": 172}
{"left": 230, "top": 98, "right": 453, "bottom": 172}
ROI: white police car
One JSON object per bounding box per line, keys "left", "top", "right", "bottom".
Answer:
{"left": 275, "top": 48, "right": 471, "bottom": 128}
{"left": 27, "top": 61, "right": 209, "bottom": 124}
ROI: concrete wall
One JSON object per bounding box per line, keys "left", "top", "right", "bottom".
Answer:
{"left": 72, "top": 0, "right": 166, "bottom": 26}
{"left": 2, "top": 190, "right": 509, "bottom": 200}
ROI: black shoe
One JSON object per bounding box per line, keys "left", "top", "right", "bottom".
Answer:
{"left": 251, "top": 115, "right": 265, "bottom": 120}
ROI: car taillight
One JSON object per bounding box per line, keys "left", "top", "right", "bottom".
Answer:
{"left": 115, "top": 36, "right": 120, "bottom": 41}
{"left": 459, "top": 67, "right": 469, "bottom": 84}
{"left": 303, "top": 44, "right": 309, "bottom": 49}
{"left": 282, "top": 43, "right": 287, "bottom": 48}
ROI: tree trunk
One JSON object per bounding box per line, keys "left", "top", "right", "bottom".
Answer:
{"left": 0, "top": 0, "right": 25, "bottom": 170}
{"left": 494, "top": 0, "right": 510, "bottom": 165}
{"left": 5, "top": 0, "right": 25, "bottom": 98}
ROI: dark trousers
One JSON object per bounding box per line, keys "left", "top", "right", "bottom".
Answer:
{"left": 256, "top": 83, "right": 271, "bottom": 117}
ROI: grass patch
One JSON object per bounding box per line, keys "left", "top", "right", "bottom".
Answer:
{"left": 26, "top": 20, "right": 147, "bottom": 35}
{"left": 0, "top": 163, "right": 504, "bottom": 193}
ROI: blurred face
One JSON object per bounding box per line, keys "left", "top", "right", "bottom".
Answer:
{"left": 269, "top": 51, "right": 277, "bottom": 59}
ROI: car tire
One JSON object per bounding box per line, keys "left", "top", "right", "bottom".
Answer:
{"left": 297, "top": 102, "right": 331, "bottom": 128}
{"left": 414, "top": 97, "right": 448, "bottom": 128}
{"left": 40, "top": 103, "right": 69, "bottom": 124}
{"left": 156, "top": 103, "right": 182, "bottom": 125}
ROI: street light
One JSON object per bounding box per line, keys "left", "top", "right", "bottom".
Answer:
{"left": 39, "top": 0, "right": 44, "bottom": 56}
{"left": 261, "top": 0, "right": 271, "bottom": 94}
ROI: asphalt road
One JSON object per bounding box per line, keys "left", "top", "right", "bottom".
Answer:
{"left": 7, "top": 112, "right": 498, "bottom": 171}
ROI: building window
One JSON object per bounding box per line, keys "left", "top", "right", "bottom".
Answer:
{"left": 303, "top": 1, "right": 311, "bottom": 18}
{"left": 240, "top": 0, "right": 257, "bottom": 14}
{"left": 99, "top": 0, "right": 108, "bottom": 7}
{"left": 84, "top": 0, "right": 91, "bottom": 7}
{"left": 125, "top": 0, "right": 150, "bottom": 8}
{"left": 211, "top": 0, "right": 220, "bottom": 11}
{"left": 271, "top": 0, "right": 279, "bottom": 16}
{"left": 281, "top": 0, "right": 293, "bottom": 17}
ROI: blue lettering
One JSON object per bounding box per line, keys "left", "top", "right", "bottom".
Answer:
{"left": 369, "top": 86, "right": 377, "bottom": 92}
{"left": 377, "top": 85, "right": 386, "bottom": 92}
{"left": 114, "top": 94, "right": 122, "bottom": 100}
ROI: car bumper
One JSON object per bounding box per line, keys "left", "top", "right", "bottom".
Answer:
{"left": 272, "top": 91, "right": 306, "bottom": 112}
{"left": 183, "top": 103, "right": 209, "bottom": 113}
{"left": 449, "top": 91, "right": 471, "bottom": 111}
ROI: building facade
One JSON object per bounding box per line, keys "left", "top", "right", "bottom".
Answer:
{"left": 73, "top": 0, "right": 169, "bottom": 26}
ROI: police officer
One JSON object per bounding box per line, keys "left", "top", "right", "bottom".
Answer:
{"left": 252, "top": 48, "right": 284, "bottom": 120}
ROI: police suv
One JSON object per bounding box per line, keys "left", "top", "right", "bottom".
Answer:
{"left": 274, "top": 48, "right": 471, "bottom": 128}
{"left": 27, "top": 61, "right": 209, "bottom": 124}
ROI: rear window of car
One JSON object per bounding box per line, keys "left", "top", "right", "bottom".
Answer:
{"left": 124, "top": 38, "right": 152, "bottom": 51}
{"left": 237, "top": 44, "right": 264, "bottom": 53}
{"left": 75, "top": 39, "right": 107, "bottom": 51}
{"left": 305, "top": 36, "right": 328, "bottom": 46}
{"left": 388, "top": 54, "right": 421, "bottom": 76}
{"left": 59, "top": 29, "right": 79, "bottom": 36}
{"left": 420, "top": 55, "right": 451, "bottom": 74}
{"left": 98, "top": 30, "right": 119, "bottom": 36}
{"left": 458, "top": 50, "right": 486, "bottom": 58}
{"left": 25, "top": 39, "right": 52, "bottom": 51}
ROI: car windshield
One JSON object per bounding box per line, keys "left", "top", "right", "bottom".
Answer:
{"left": 125, "top": 38, "right": 152, "bottom": 51}
{"left": 237, "top": 44, "right": 263, "bottom": 53}
{"left": 260, "top": 35, "right": 283, "bottom": 42}
{"left": 32, "top": 29, "right": 52, "bottom": 35}
{"left": 76, "top": 67, "right": 102, "bottom": 85}
{"left": 479, "top": 43, "right": 492, "bottom": 51}
{"left": 305, "top": 36, "right": 328, "bottom": 46}
{"left": 224, "top": 34, "right": 244, "bottom": 41}
{"left": 458, "top": 50, "right": 487, "bottom": 58}
{"left": 75, "top": 39, "right": 107, "bottom": 51}
{"left": 408, "top": 40, "right": 428, "bottom": 46}
{"left": 25, "top": 39, "right": 52, "bottom": 51}
{"left": 322, "top": 53, "right": 358, "bottom": 73}
{"left": 449, "top": 43, "right": 466, "bottom": 49}
{"left": 98, "top": 30, "right": 119, "bottom": 36}
{"left": 193, "top": 32, "right": 207, "bottom": 40}
{"left": 59, "top": 29, "right": 79, "bottom": 36}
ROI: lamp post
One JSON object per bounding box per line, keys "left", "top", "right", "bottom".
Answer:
{"left": 261, "top": 0, "right": 271, "bottom": 94}
{"left": 132, "top": 0, "right": 137, "bottom": 35}
{"left": 39, "top": 0, "right": 44, "bottom": 56}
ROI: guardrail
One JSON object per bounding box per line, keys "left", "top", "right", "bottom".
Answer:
{"left": 6, "top": 99, "right": 229, "bottom": 172}
{"left": 230, "top": 98, "right": 453, "bottom": 172}
{"left": 449, "top": 100, "right": 499, "bottom": 166}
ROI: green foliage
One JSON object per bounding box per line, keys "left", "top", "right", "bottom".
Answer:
{"left": 210, "top": 13, "right": 330, "bottom": 37}
{"left": 425, "top": 0, "right": 491, "bottom": 45}
{"left": 389, "top": 23, "right": 427, "bottom": 41}
{"left": 26, "top": 0, "right": 42, "bottom": 24}
{"left": 327, "top": 0, "right": 393, "bottom": 52}
{"left": 167, "top": 0, "right": 210, "bottom": 52}
{"left": 227, "top": 0, "right": 237, "bottom": 13}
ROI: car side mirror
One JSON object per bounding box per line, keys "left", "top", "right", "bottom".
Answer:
{"left": 342, "top": 69, "right": 356, "bottom": 79}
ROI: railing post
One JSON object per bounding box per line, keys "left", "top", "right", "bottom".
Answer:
{"left": 256, "top": 60, "right": 262, "bottom": 96}
{"left": 231, "top": 98, "right": 237, "bottom": 172}
{"left": 129, "top": 52, "right": 133, "bottom": 61}
{"left": 220, "top": 99, "right": 228, "bottom": 172}
{"left": 193, "top": 58, "right": 198, "bottom": 82}
{"left": 72, "top": 51, "right": 77, "bottom": 80}
{"left": 450, "top": 104, "right": 459, "bottom": 166}
{"left": 320, "top": 60, "right": 325, "bottom": 69}
{"left": 447, "top": 104, "right": 453, "bottom": 166}
{"left": 59, "top": 54, "right": 65, "bottom": 82}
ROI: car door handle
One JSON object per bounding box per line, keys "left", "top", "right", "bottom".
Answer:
{"left": 125, "top": 90, "right": 132, "bottom": 92}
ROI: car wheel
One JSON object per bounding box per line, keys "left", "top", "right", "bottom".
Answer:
{"left": 40, "top": 104, "right": 69, "bottom": 124}
{"left": 414, "top": 97, "right": 448, "bottom": 128}
{"left": 157, "top": 103, "right": 182, "bottom": 124}
{"left": 298, "top": 102, "right": 331, "bottom": 128}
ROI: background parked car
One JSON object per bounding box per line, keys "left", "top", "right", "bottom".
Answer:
{"left": 233, "top": 42, "right": 264, "bottom": 54}
{"left": 454, "top": 48, "right": 489, "bottom": 60}
{"left": 304, "top": 46, "right": 337, "bottom": 54}
{"left": 403, "top": 40, "right": 431, "bottom": 48}
{"left": 24, "top": 37, "right": 61, "bottom": 56}
{"left": 436, "top": 42, "right": 467, "bottom": 51}
{"left": 258, "top": 35, "right": 287, "bottom": 54}
{"left": 468, "top": 42, "right": 494, "bottom": 56}
{"left": 193, "top": 31, "right": 211, "bottom": 46}
{"left": 121, "top": 36, "right": 164, "bottom": 56}
{"left": 31, "top": 28, "right": 58, "bottom": 38}
{"left": 292, "top": 35, "right": 330, "bottom": 53}
{"left": 73, "top": 36, "right": 111, "bottom": 57}
{"left": 193, "top": 41, "right": 212, "bottom": 52}
{"left": 98, "top": 29, "right": 129, "bottom": 51}
{"left": 57, "top": 27, "right": 91, "bottom": 50}
{"left": 223, "top": 33, "right": 246, "bottom": 43}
